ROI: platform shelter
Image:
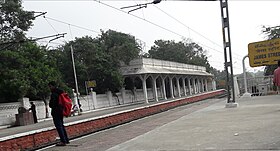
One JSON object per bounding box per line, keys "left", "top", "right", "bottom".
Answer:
{"left": 120, "top": 58, "right": 216, "bottom": 103}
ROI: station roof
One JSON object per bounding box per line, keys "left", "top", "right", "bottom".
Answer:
{"left": 120, "top": 58, "right": 213, "bottom": 77}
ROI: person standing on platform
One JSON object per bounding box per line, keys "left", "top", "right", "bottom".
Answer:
{"left": 29, "top": 102, "right": 38, "bottom": 123}
{"left": 48, "top": 81, "right": 70, "bottom": 146}
{"left": 273, "top": 60, "right": 280, "bottom": 94}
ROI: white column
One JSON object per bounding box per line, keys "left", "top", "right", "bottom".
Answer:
{"left": 90, "top": 89, "right": 97, "bottom": 109}
{"left": 182, "top": 77, "right": 187, "bottom": 96}
{"left": 200, "top": 79, "right": 203, "bottom": 92}
{"left": 198, "top": 79, "right": 200, "bottom": 93}
{"left": 201, "top": 79, "right": 204, "bottom": 92}
{"left": 193, "top": 78, "right": 197, "bottom": 94}
{"left": 176, "top": 77, "right": 181, "bottom": 97}
{"left": 205, "top": 79, "right": 208, "bottom": 92}
{"left": 106, "top": 91, "right": 113, "bottom": 106}
{"left": 140, "top": 75, "right": 149, "bottom": 103}
{"left": 198, "top": 79, "right": 201, "bottom": 93}
{"left": 169, "top": 77, "right": 174, "bottom": 98}
{"left": 152, "top": 76, "right": 159, "bottom": 102}
{"left": 162, "top": 77, "right": 167, "bottom": 100}
{"left": 19, "top": 97, "right": 30, "bottom": 109}
{"left": 212, "top": 79, "right": 216, "bottom": 90}
{"left": 188, "top": 78, "right": 192, "bottom": 95}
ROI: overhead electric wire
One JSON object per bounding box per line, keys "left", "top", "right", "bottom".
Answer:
{"left": 93, "top": 0, "right": 186, "bottom": 39}
{"left": 44, "top": 16, "right": 100, "bottom": 34}
{"left": 32, "top": 0, "right": 244, "bottom": 69}
{"left": 92, "top": 0, "right": 246, "bottom": 70}
{"left": 153, "top": 5, "right": 244, "bottom": 60}
{"left": 154, "top": 5, "right": 222, "bottom": 48}
{"left": 93, "top": 1, "right": 226, "bottom": 58}
{"left": 93, "top": 0, "right": 244, "bottom": 62}
{"left": 44, "top": 16, "right": 59, "bottom": 34}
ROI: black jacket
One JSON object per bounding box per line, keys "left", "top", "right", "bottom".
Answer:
{"left": 49, "top": 88, "right": 64, "bottom": 118}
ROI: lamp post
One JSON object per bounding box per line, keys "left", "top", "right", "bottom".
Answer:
{"left": 242, "top": 55, "right": 251, "bottom": 98}
{"left": 70, "top": 45, "right": 81, "bottom": 114}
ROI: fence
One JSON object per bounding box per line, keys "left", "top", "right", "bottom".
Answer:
{"left": 0, "top": 83, "right": 212, "bottom": 127}
{"left": 0, "top": 88, "right": 158, "bottom": 126}
{"left": 236, "top": 75, "right": 274, "bottom": 96}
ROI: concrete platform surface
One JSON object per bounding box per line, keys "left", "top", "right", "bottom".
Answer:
{"left": 42, "top": 95, "right": 280, "bottom": 151}
{"left": 107, "top": 95, "right": 280, "bottom": 151}
{"left": 0, "top": 90, "right": 225, "bottom": 151}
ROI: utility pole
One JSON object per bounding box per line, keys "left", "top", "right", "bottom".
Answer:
{"left": 70, "top": 45, "right": 81, "bottom": 114}
{"left": 219, "top": 0, "right": 238, "bottom": 108}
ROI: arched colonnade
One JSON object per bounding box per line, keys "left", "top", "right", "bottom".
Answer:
{"left": 124, "top": 74, "right": 216, "bottom": 103}
{"left": 120, "top": 58, "right": 216, "bottom": 103}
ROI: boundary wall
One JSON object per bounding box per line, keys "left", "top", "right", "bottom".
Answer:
{"left": 0, "top": 89, "right": 225, "bottom": 151}
{"left": 0, "top": 89, "right": 156, "bottom": 126}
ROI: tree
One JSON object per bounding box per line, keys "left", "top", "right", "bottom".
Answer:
{"left": 57, "top": 30, "right": 141, "bottom": 94}
{"left": 0, "top": 1, "right": 70, "bottom": 118}
{"left": 148, "top": 40, "right": 212, "bottom": 72}
{"left": 0, "top": 49, "right": 30, "bottom": 101}
{"left": 148, "top": 39, "right": 228, "bottom": 89}
{"left": 99, "top": 30, "right": 141, "bottom": 65}
{"left": 0, "top": 42, "right": 62, "bottom": 103}
{"left": 262, "top": 25, "right": 280, "bottom": 75}
{"left": 0, "top": 0, "right": 34, "bottom": 46}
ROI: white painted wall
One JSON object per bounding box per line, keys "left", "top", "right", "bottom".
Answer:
{"left": 0, "top": 89, "right": 153, "bottom": 126}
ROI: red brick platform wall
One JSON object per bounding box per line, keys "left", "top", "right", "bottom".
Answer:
{"left": 0, "top": 90, "right": 225, "bottom": 151}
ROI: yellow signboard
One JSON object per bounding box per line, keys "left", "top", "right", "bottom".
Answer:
{"left": 248, "top": 38, "right": 280, "bottom": 67}
{"left": 86, "top": 80, "right": 96, "bottom": 88}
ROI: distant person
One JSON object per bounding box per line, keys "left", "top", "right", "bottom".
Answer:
{"left": 48, "top": 81, "right": 69, "bottom": 146}
{"left": 29, "top": 102, "right": 38, "bottom": 123}
{"left": 273, "top": 60, "right": 280, "bottom": 94}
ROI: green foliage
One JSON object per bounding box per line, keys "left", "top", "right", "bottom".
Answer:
{"left": 0, "top": 0, "right": 34, "bottom": 43}
{"left": 148, "top": 39, "right": 227, "bottom": 89}
{"left": 0, "top": 50, "right": 29, "bottom": 100}
{"left": 54, "top": 30, "right": 141, "bottom": 94}
{"left": 99, "top": 30, "right": 141, "bottom": 65}
{"left": 148, "top": 40, "right": 212, "bottom": 72}
{"left": 262, "top": 25, "right": 280, "bottom": 75}
{"left": 264, "top": 64, "right": 277, "bottom": 76}
{"left": 0, "top": 43, "right": 62, "bottom": 102}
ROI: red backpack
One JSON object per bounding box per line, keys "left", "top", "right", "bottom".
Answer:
{"left": 58, "top": 92, "right": 73, "bottom": 117}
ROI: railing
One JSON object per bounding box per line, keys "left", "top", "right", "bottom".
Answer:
{"left": 237, "top": 75, "right": 274, "bottom": 96}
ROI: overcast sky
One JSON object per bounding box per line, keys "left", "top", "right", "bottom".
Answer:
{"left": 22, "top": 0, "right": 280, "bottom": 74}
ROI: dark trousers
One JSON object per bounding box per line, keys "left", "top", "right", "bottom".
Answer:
{"left": 53, "top": 116, "right": 69, "bottom": 143}
{"left": 32, "top": 112, "right": 38, "bottom": 123}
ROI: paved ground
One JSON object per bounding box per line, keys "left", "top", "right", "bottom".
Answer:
{"left": 41, "top": 95, "right": 280, "bottom": 151}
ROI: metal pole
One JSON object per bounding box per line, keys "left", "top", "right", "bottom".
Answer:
{"left": 70, "top": 45, "right": 81, "bottom": 114}
{"left": 220, "top": 0, "right": 235, "bottom": 103}
{"left": 220, "top": 0, "right": 238, "bottom": 107}
{"left": 242, "top": 55, "right": 249, "bottom": 93}
{"left": 241, "top": 50, "right": 251, "bottom": 99}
